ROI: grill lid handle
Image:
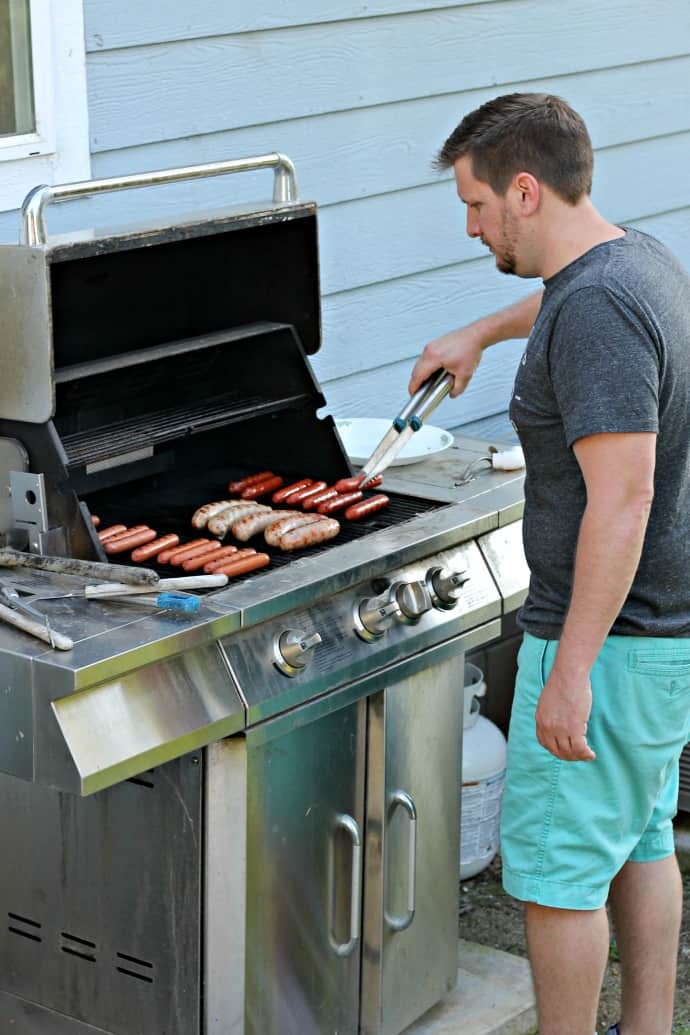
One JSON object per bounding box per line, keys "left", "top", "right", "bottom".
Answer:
{"left": 20, "top": 153, "right": 299, "bottom": 246}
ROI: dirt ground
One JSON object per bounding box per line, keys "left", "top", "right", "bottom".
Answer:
{"left": 458, "top": 816, "right": 690, "bottom": 1034}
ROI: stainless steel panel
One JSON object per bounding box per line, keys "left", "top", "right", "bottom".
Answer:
{"left": 32, "top": 601, "right": 241, "bottom": 692}
{"left": 0, "top": 246, "right": 53, "bottom": 422}
{"left": 477, "top": 519, "right": 530, "bottom": 614}
{"left": 361, "top": 658, "right": 462, "bottom": 1034}
{"left": 204, "top": 739, "right": 247, "bottom": 1035}
{"left": 221, "top": 542, "right": 501, "bottom": 724}
{"left": 0, "top": 990, "right": 115, "bottom": 1034}
{"left": 0, "top": 649, "right": 34, "bottom": 780}
{"left": 379, "top": 435, "right": 524, "bottom": 509}
{"left": 0, "top": 435, "right": 29, "bottom": 532}
{"left": 242, "top": 623, "right": 501, "bottom": 754}
{"left": 50, "top": 643, "right": 244, "bottom": 794}
{"left": 213, "top": 501, "right": 497, "bottom": 627}
{"left": 0, "top": 754, "right": 202, "bottom": 1035}
{"left": 245, "top": 698, "right": 366, "bottom": 1035}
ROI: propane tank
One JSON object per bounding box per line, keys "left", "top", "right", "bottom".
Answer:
{"left": 460, "top": 662, "right": 507, "bottom": 880}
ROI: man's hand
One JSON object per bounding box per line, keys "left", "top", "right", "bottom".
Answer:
{"left": 535, "top": 666, "right": 596, "bottom": 762}
{"left": 409, "top": 326, "right": 484, "bottom": 398}
{"left": 408, "top": 291, "right": 544, "bottom": 397}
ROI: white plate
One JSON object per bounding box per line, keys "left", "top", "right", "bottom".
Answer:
{"left": 335, "top": 418, "right": 454, "bottom": 467}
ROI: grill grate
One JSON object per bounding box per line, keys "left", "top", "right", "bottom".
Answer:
{"left": 88, "top": 474, "right": 444, "bottom": 582}
{"left": 62, "top": 393, "right": 309, "bottom": 468}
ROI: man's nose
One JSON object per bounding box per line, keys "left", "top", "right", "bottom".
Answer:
{"left": 466, "top": 210, "right": 480, "bottom": 238}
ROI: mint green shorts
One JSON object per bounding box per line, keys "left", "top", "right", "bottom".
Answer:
{"left": 501, "top": 632, "right": 690, "bottom": 910}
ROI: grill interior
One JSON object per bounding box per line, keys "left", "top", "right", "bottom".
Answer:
{"left": 86, "top": 465, "right": 444, "bottom": 578}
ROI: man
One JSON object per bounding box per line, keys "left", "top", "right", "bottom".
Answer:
{"left": 409, "top": 93, "right": 690, "bottom": 1035}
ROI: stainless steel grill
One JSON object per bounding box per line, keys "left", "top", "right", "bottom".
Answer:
{"left": 0, "top": 157, "right": 529, "bottom": 1035}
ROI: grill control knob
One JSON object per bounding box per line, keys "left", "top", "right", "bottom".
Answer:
{"left": 426, "top": 567, "right": 470, "bottom": 610}
{"left": 354, "top": 592, "right": 401, "bottom": 641}
{"left": 273, "top": 629, "right": 322, "bottom": 676}
{"left": 393, "top": 580, "right": 433, "bottom": 623}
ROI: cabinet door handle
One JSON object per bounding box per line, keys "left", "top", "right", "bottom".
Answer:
{"left": 328, "top": 812, "right": 362, "bottom": 957}
{"left": 384, "top": 789, "right": 417, "bottom": 932}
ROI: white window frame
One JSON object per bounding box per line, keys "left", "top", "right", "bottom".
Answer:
{"left": 0, "top": 0, "right": 90, "bottom": 213}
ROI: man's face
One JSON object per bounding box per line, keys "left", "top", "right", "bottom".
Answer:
{"left": 453, "top": 156, "right": 520, "bottom": 276}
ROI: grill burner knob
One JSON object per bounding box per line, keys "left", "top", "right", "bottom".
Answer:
{"left": 354, "top": 592, "right": 401, "bottom": 641}
{"left": 393, "top": 580, "right": 433, "bottom": 623}
{"left": 273, "top": 629, "right": 323, "bottom": 676}
{"left": 426, "top": 567, "right": 470, "bottom": 610}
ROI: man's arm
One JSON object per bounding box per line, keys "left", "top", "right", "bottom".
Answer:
{"left": 536, "top": 430, "right": 656, "bottom": 762}
{"left": 409, "top": 289, "right": 543, "bottom": 397}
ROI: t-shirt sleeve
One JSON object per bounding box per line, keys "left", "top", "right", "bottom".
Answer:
{"left": 549, "top": 286, "right": 660, "bottom": 448}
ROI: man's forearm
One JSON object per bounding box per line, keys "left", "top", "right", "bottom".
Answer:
{"left": 554, "top": 497, "right": 652, "bottom": 678}
{"left": 474, "top": 289, "right": 544, "bottom": 349}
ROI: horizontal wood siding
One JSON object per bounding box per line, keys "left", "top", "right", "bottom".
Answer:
{"left": 2, "top": 0, "right": 689, "bottom": 439}
{"left": 85, "top": 1, "right": 690, "bottom": 151}
{"left": 84, "top": 0, "right": 502, "bottom": 49}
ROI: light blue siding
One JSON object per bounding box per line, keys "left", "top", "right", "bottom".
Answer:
{"left": 84, "top": 0, "right": 501, "bottom": 49}
{"left": 3, "top": 0, "right": 690, "bottom": 436}
{"left": 85, "top": 1, "right": 690, "bottom": 151}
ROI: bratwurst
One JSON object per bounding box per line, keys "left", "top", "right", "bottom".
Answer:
{"left": 277, "top": 517, "right": 340, "bottom": 551}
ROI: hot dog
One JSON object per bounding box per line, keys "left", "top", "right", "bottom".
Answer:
{"left": 130, "top": 534, "right": 181, "bottom": 561}
{"left": 104, "top": 528, "right": 157, "bottom": 554}
{"left": 271, "top": 479, "right": 312, "bottom": 503}
{"left": 264, "top": 514, "right": 324, "bottom": 547}
{"left": 283, "top": 480, "right": 327, "bottom": 506}
{"left": 159, "top": 538, "right": 211, "bottom": 564}
{"left": 180, "top": 543, "right": 225, "bottom": 571}
{"left": 343, "top": 494, "right": 390, "bottom": 521}
{"left": 169, "top": 541, "right": 222, "bottom": 567}
{"left": 317, "top": 491, "right": 363, "bottom": 515}
{"left": 98, "top": 524, "right": 128, "bottom": 542}
{"left": 212, "top": 552, "right": 270, "bottom": 577}
{"left": 228, "top": 471, "right": 274, "bottom": 493}
{"left": 302, "top": 488, "right": 339, "bottom": 511}
{"left": 203, "top": 547, "right": 255, "bottom": 573}
{"left": 231, "top": 510, "right": 293, "bottom": 542}
{"left": 241, "top": 476, "right": 284, "bottom": 500}
{"left": 278, "top": 518, "right": 340, "bottom": 551}
{"left": 334, "top": 474, "right": 383, "bottom": 493}
{"left": 102, "top": 525, "right": 150, "bottom": 544}
{"left": 285, "top": 481, "right": 327, "bottom": 506}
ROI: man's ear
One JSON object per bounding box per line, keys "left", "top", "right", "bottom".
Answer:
{"left": 513, "top": 172, "right": 540, "bottom": 215}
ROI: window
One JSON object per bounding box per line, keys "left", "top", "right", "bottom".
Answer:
{"left": 0, "top": 0, "right": 90, "bottom": 216}
{"left": 0, "top": 0, "right": 35, "bottom": 139}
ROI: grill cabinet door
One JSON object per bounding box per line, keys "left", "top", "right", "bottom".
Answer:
{"left": 361, "top": 656, "right": 463, "bottom": 1035}
{"left": 245, "top": 696, "right": 366, "bottom": 1035}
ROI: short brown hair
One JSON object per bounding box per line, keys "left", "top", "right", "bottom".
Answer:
{"left": 434, "top": 93, "right": 593, "bottom": 204}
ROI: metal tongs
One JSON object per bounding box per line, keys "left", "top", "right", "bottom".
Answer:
{"left": 0, "top": 580, "right": 74, "bottom": 651}
{"left": 360, "top": 369, "right": 453, "bottom": 485}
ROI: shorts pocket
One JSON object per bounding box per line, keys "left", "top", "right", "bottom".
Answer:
{"left": 627, "top": 650, "right": 690, "bottom": 680}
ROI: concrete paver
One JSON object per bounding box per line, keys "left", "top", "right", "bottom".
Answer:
{"left": 404, "top": 940, "right": 536, "bottom": 1035}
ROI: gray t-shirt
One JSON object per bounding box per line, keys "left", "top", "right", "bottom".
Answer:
{"left": 509, "top": 227, "right": 690, "bottom": 638}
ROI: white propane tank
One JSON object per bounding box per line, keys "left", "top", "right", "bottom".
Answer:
{"left": 460, "top": 662, "right": 508, "bottom": 880}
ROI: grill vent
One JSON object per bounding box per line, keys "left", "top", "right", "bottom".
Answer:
{"left": 116, "top": 950, "right": 155, "bottom": 983}
{"left": 126, "top": 768, "right": 156, "bottom": 789}
{"left": 8, "top": 911, "right": 42, "bottom": 943}
{"left": 61, "top": 931, "right": 97, "bottom": 963}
